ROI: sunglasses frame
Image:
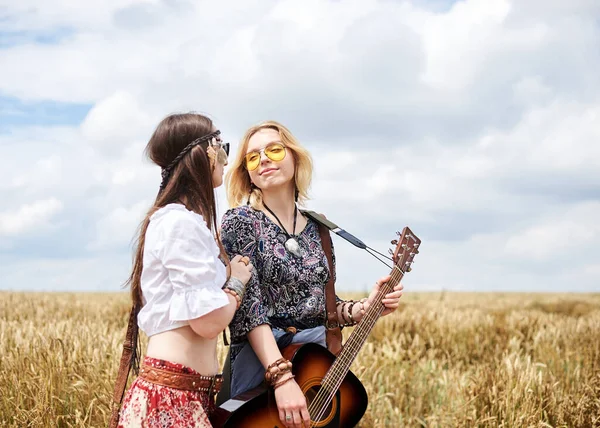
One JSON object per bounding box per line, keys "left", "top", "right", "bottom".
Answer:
{"left": 244, "top": 142, "right": 287, "bottom": 171}
{"left": 209, "top": 136, "right": 230, "bottom": 157}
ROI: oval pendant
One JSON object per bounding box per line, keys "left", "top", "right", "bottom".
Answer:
{"left": 285, "top": 238, "right": 302, "bottom": 257}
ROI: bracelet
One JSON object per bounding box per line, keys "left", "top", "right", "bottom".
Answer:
{"left": 223, "top": 276, "right": 246, "bottom": 300}
{"left": 347, "top": 300, "right": 357, "bottom": 324}
{"left": 337, "top": 300, "right": 358, "bottom": 327}
{"left": 340, "top": 301, "right": 350, "bottom": 324}
{"left": 273, "top": 374, "right": 295, "bottom": 390}
{"left": 264, "top": 358, "right": 293, "bottom": 385}
{"left": 222, "top": 276, "right": 246, "bottom": 310}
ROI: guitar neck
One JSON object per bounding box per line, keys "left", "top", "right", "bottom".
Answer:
{"left": 321, "top": 267, "right": 403, "bottom": 393}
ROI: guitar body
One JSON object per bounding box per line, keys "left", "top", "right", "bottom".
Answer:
{"left": 211, "top": 343, "right": 368, "bottom": 428}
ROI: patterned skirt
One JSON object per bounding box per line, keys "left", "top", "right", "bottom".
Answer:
{"left": 118, "top": 357, "right": 216, "bottom": 428}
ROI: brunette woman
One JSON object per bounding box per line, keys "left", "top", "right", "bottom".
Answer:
{"left": 116, "top": 113, "right": 252, "bottom": 427}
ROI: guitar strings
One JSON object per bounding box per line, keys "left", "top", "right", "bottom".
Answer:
{"left": 310, "top": 273, "right": 399, "bottom": 423}
{"left": 308, "top": 243, "right": 411, "bottom": 423}
{"left": 308, "top": 267, "right": 404, "bottom": 425}
{"left": 308, "top": 282, "right": 393, "bottom": 425}
{"left": 309, "top": 267, "right": 403, "bottom": 419}
{"left": 310, "top": 242, "right": 417, "bottom": 423}
{"left": 365, "top": 247, "right": 394, "bottom": 269}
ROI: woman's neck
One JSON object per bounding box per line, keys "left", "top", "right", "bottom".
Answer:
{"left": 261, "top": 185, "right": 296, "bottom": 220}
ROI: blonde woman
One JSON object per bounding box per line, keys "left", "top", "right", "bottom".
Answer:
{"left": 219, "top": 121, "right": 403, "bottom": 428}
{"left": 115, "top": 113, "right": 253, "bottom": 427}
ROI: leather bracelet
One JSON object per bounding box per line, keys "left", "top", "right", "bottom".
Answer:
{"left": 273, "top": 374, "right": 295, "bottom": 390}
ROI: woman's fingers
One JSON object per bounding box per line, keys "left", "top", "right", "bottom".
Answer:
{"left": 385, "top": 290, "right": 403, "bottom": 299}
{"left": 300, "top": 406, "right": 311, "bottom": 426}
{"left": 376, "top": 275, "right": 391, "bottom": 285}
{"left": 382, "top": 301, "right": 400, "bottom": 309}
{"left": 292, "top": 409, "right": 302, "bottom": 428}
{"left": 279, "top": 407, "right": 287, "bottom": 427}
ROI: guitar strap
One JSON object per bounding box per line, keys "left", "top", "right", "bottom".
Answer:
{"left": 317, "top": 223, "right": 343, "bottom": 356}
{"left": 109, "top": 305, "right": 139, "bottom": 428}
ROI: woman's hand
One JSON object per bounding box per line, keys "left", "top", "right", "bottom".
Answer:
{"left": 274, "top": 374, "right": 311, "bottom": 428}
{"left": 229, "top": 254, "right": 253, "bottom": 285}
{"left": 365, "top": 275, "right": 403, "bottom": 317}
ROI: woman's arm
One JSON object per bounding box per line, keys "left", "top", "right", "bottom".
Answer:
{"left": 248, "top": 325, "right": 311, "bottom": 428}
{"left": 189, "top": 256, "right": 253, "bottom": 339}
{"left": 158, "top": 211, "right": 252, "bottom": 339}
{"left": 247, "top": 324, "right": 284, "bottom": 368}
{"left": 188, "top": 293, "right": 238, "bottom": 339}
{"left": 336, "top": 275, "right": 404, "bottom": 326}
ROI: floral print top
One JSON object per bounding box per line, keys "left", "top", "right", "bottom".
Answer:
{"left": 220, "top": 206, "right": 336, "bottom": 345}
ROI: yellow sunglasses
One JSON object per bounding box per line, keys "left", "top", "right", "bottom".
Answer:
{"left": 244, "top": 143, "right": 287, "bottom": 171}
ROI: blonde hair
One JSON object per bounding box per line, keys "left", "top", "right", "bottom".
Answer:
{"left": 226, "top": 121, "right": 313, "bottom": 209}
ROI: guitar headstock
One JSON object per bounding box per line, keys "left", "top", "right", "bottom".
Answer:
{"left": 390, "top": 227, "right": 421, "bottom": 274}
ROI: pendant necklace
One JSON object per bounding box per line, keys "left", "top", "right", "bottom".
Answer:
{"left": 263, "top": 202, "right": 302, "bottom": 257}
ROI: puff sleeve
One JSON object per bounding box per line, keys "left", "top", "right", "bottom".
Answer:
{"left": 152, "top": 210, "right": 230, "bottom": 321}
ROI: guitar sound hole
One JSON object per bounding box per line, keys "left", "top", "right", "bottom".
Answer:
{"left": 305, "top": 386, "right": 335, "bottom": 423}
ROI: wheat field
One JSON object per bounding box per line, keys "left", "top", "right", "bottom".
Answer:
{"left": 1, "top": 291, "right": 599, "bottom": 427}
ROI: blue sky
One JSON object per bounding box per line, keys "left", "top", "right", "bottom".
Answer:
{"left": 0, "top": 96, "right": 91, "bottom": 131}
{"left": 0, "top": 0, "right": 599, "bottom": 293}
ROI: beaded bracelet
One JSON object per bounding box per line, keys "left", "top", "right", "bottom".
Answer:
{"left": 337, "top": 299, "right": 357, "bottom": 327}
{"left": 341, "top": 301, "right": 351, "bottom": 324}
{"left": 264, "top": 358, "right": 293, "bottom": 385}
{"left": 347, "top": 300, "right": 357, "bottom": 324}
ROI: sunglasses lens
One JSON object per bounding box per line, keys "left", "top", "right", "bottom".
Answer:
{"left": 245, "top": 153, "right": 261, "bottom": 171}
{"left": 223, "top": 142, "right": 230, "bottom": 156}
{"left": 245, "top": 143, "right": 286, "bottom": 171}
{"left": 265, "top": 144, "right": 286, "bottom": 162}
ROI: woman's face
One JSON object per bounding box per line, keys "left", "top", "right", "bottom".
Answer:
{"left": 246, "top": 128, "right": 295, "bottom": 192}
{"left": 212, "top": 156, "right": 225, "bottom": 188}
{"left": 210, "top": 132, "right": 228, "bottom": 188}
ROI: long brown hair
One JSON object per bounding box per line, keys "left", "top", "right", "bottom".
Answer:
{"left": 126, "top": 113, "right": 228, "bottom": 309}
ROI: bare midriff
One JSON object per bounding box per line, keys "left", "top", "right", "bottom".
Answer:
{"left": 146, "top": 325, "right": 219, "bottom": 375}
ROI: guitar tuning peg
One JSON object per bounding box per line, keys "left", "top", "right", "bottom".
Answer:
{"left": 396, "top": 231, "right": 401, "bottom": 236}
{"left": 406, "top": 266, "right": 412, "bottom": 272}
{"left": 391, "top": 239, "right": 398, "bottom": 245}
{"left": 388, "top": 248, "right": 394, "bottom": 255}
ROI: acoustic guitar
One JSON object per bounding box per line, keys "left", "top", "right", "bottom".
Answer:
{"left": 211, "top": 227, "right": 421, "bottom": 427}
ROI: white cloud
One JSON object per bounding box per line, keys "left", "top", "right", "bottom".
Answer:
{"left": 88, "top": 200, "right": 150, "bottom": 251}
{"left": 81, "top": 91, "right": 153, "bottom": 156}
{"left": 0, "top": 198, "right": 63, "bottom": 236}
{"left": 504, "top": 201, "right": 600, "bottom": 262}
{"left": 0, "top": 0, "right": 599, "bottom": 292}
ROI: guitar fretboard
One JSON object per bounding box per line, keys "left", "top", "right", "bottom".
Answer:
{"left": 309, "top": 266, "right": 404, "bottom": 419}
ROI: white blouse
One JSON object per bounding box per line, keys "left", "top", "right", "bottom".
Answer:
{"left": 137, "top": 203, "right": 229, "bottom": 337}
